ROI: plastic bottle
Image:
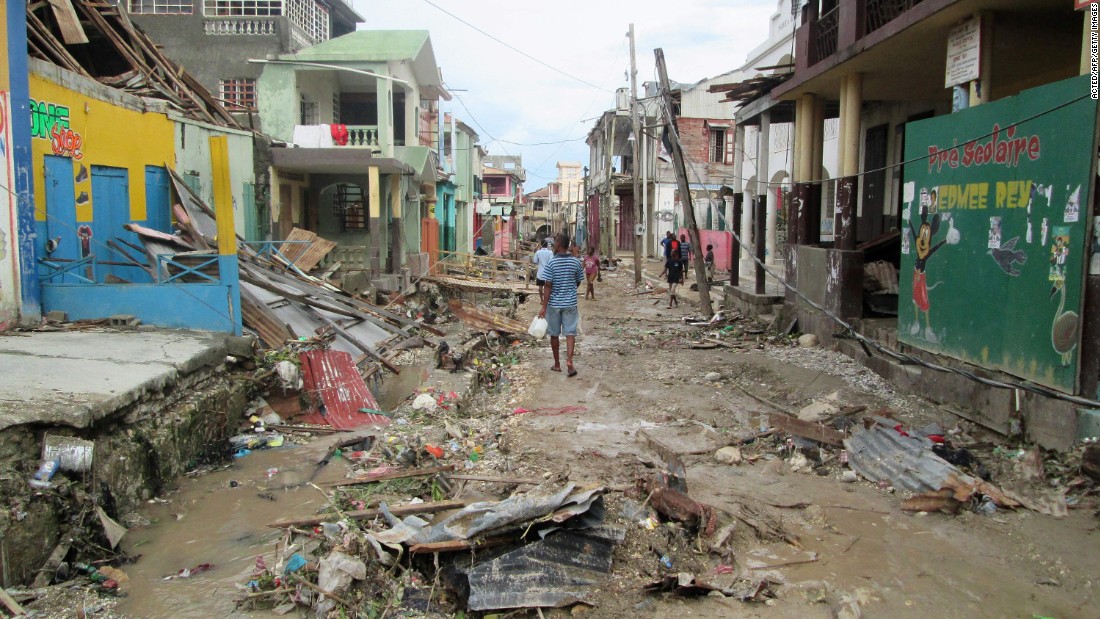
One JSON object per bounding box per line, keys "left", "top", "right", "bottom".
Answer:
{"left": 29, "top": 458, "right": 61, "bottom": 489}
{"left": 73, "top": 562, "right": 108, "bottom": 584}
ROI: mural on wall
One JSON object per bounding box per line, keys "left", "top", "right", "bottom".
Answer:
{"left": 900, "top": 75, "right": 1096, "bottom": 393}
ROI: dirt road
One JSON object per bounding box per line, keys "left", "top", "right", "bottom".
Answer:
{"left": 504, "top": 260, "right": 1099, "bottom": 618}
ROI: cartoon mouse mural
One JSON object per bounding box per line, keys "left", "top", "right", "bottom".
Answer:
{"left": 908, "top": 189, "right": 953, "bottom": 343}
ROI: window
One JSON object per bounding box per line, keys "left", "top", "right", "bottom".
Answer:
{"left": 285, "top": 0, "right": 329, "bottom": 43}
{"left": 709, "top": 128, "right": 725, "bottom": 163}
{"left": 300, "top": 95, "right": 318, "bottom": 125}
{"left": 203, "top": 0, "right": 282, "bottom": 16}
{"left": 533, "top": 200, "right": 544, "bottom": 212}
{"left": 130, "top": 0, "right": 193, "bottom": 13}
{"left": 332, "top": 184, "right": 366, "bottom": 231}
{"left": 219, "top": 79, "right": 256, "bottom": 111}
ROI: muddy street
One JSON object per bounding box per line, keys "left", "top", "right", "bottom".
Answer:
{"left": 31, "top": 260, "right": 1083, "bottom": 618}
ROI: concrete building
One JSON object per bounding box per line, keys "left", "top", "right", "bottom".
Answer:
{"left": 768, "top": 0, "right": 1096, "bottom": 450}
{"left": 127, "top": 0, "right": 362, "bottom": 125}
{"left": 479, "top": 155, "right": 524, "bottom": 256}
{"left": 255, "top": 30, "right": 449, "bottom": 290}
{"left": 452, "top": 121, "right": 483, "bottom": 255}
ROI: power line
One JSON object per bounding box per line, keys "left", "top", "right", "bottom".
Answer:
{"left": 421, "top": 0, "right": 612, "bottom": 93}
{"left": 653, "top": 87, "right": 1100, "bottom": 409}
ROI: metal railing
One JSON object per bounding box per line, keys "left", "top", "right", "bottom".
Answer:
{"left": 865, "top": 0, "right": 924, "bottom": 35}
{"left": 812, "top": 7, "right": 839, "bottom": 65}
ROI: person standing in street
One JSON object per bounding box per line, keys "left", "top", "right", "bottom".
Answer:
{"left": 539, "top": 233, "right": 584, "bottom": 377}
{"left": 666, "top": 244, "right": 683, "bottom": 308}
{"left": 533, "top": 238, "right": 554, "bottom": 304}
{"left": 704, "top": 244, "right": 715, "bottom": 282}
{"left": 678, "top": 233, "right": 692, "bottom": 284}
{"left": 583, "top": 246, "right": 600, "bottom": 300}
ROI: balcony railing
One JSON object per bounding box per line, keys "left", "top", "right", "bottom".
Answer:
{"left": 341, "top": 125, "right": 380, "bottom": 149}
{"left": 865, "top": 0, "right": 925, "bottom": 35}
{"left": 203, "top": 18, "right": 278, "bottom": 36}
{"left": 812, "top": 7, "right": 839, "bottom": 66}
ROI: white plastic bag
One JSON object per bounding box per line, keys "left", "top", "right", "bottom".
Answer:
{"left": 528, "top": 316, "right": 548, "bottom": 338}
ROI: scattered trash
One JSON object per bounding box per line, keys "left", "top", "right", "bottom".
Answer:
{"left": 412, "top": 393, "right": 438, "bottom": 411}
{"left": 43, "top": 434, "right": 95, "bottom": 472}
{"left": 29, "top": 458, "right": 61, "bottom": 489}
{"left": 165, "top": 563, "right": 213, "bottom": 580}
{"left": 644, "top": 573, "right": 775, "bottom": 603}
{"left": 283, "top": 554, "right": 308, "bottom": 574}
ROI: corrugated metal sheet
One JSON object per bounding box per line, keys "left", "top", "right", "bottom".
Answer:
{"left": 844, "top": 426, "right": 954, "bottom": 493}
{"left": 464, "top": 526, "right": 624, "bottom": 611}
{"left": 280, "top": 228, "right": 337, "bottom": 271}
{"left": 298, "top": 349, "right": 389, "bottom": 429}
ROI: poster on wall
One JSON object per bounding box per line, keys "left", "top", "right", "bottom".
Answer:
{"left": 899, "top": 75, "right": 1096, "bottom": 394}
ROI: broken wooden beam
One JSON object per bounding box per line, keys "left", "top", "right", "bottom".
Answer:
{"left": 268, "top": 499, "right": 467, "bottom": 528}
{"left": 444, "top": 474, "right": 545, "bottom": 485}
{"left": 408, "top": 533, "right": 517, "bottom": 554}
{"left": 767, "top": 412, "right": 846, "bottom": 447}
{"left": 325, "top": 464, "right": 457, "bottom": 488}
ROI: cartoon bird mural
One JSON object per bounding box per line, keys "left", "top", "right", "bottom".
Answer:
{"left": 988, "top": 237, "right": 1028, "bottom": 276}
{"left": 1050, "top": 279, "right": 1079, "bottom": 366}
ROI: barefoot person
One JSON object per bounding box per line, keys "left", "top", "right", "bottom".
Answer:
{"left": 583, "top": 247, "right": 600, "bottom": 300}
{"left": 539, "top": 233, "right": 584, "bottom": 377}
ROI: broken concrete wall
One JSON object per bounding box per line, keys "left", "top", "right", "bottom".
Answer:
{"left": 0, "top": 366, "right": 249, "bottom": 586}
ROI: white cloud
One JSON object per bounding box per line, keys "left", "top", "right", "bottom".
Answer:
{"left": 353, "top": 0, "right": 777, "bottom": 186}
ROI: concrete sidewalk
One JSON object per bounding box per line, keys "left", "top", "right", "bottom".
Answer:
{"left": 0, "top": 329, "right": 229, "bottom": 431}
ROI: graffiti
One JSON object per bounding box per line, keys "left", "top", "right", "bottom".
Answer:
{"left": 30, "top": 99, "right": 84, "bottom": 160}
{"left": 927, "top": 124, "right": 1041, "bottom": 173}
{"left": 77, "top": 225, "right": 92, "bottom": 259}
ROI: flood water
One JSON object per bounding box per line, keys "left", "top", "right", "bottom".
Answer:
{"left": 116, "top": 433, "right": 372, "bottom": 617}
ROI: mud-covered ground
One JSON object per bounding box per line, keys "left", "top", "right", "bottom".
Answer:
{"left": 25, "top": 258, "right": 1098, "bottom": 618}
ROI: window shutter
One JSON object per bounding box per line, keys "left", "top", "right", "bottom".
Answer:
{"left": 725, "top": 129, "right": 734, "bottom": 164}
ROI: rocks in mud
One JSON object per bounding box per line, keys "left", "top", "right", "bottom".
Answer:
{"left": 797, "top": 400, "right": 839, "bottom": 423}
{"left": 798, "top": 334, "right": 819, "bottom": 348}
{"left": 704, "top": 372, "right": 723, "bottom": 382}
{"left": 412, "top": 393, "right": 438, "bottom": 411}
{"left": 841, "top": 470, "right": 859, "bottom": 483}
{"left": 714, "top": 446, "right": 743, "bottom": 466}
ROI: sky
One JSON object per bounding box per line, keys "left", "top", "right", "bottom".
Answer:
{"left": 351, "top": 0, "right": 778, "bottom": 190}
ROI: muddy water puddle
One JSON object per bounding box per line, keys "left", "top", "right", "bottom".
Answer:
{"left": 117, "top": 435, "right": 365, "bottom": 618}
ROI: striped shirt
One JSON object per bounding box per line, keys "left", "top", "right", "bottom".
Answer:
{"left": 546, "top": 253, "right": 583, "bottom": 308}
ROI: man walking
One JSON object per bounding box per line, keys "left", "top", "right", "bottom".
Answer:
{"left": 533, "top": 238, "right": 554, "bottom": 303}
{"left": 539, "top": 233, "right": 584, "bottom": 377}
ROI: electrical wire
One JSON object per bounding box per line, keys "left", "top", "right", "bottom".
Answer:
{"left": 420, "top": 0, "right": 612, "bottom": 93}
{"left": 653, "top": 86, "right": 1100, "bottom": 409}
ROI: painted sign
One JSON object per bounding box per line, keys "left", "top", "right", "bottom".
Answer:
{"left": 900, "top": 75, "right": 1096, "bottom": 393}
{"left": 30, "top": 99, "right": 83, "bottom": 159}
{"left": 945, "top": 17, "right": 981, "bottom": 88}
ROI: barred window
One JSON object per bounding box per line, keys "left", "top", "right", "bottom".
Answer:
{"left": 300, "top": 95, "right": 318, "bottom": 125}
{"left": 204, "top": 0, "right": 282, "bottom": 16}
{"left": 219, "top": 79, "right": 256, "bottom": 111}
{"left": 129, "top": 0, "right": 193, "bottom": 14}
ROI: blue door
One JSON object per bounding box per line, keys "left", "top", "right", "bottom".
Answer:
{"left": 43, "top": 156, "right": 79, "bottom": 282}
{"left": 145, "top": 166, "right": 171, "bottom": 233}
{"left": 91, "top": 165, "right": 146, "bottom": 282}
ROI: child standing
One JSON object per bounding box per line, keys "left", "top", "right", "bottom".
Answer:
{"left": 583, "top": 247, "right": 600, "bottom": 300}
{"left": 704, "top": 244, "right": 715, "bottom": 282}
{"left": 667, "top": 246, "right": 683, "bottom": 308}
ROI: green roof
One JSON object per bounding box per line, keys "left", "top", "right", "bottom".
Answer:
{"left": 289, "top": 30, "right": 430, "bottom": 62}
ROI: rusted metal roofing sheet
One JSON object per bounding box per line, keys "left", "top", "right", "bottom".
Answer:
{"left": 280, "top": 228, "right": 338, "bottom": 272}
{"left": 298, "top": 349, "right": 389, "bottom": 429}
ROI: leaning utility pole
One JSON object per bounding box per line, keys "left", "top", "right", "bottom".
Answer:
{"left": 654, "top": 48, "right": 713, "bottom": 316}
{"left": 628, "top": 24, "right": 643, "bottom": 287}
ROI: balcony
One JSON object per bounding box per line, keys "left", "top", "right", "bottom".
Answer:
{"left": 865, "top": 0, "right": 925, "bottom": 35}
{"left": 203, "top": 18, "right": 278, "bottom": 36}
{"left": 812, "top": 7, "right": 839, "bottom": 66}
{"left": 341, "top": 125, "right": 380, "bottom": 149}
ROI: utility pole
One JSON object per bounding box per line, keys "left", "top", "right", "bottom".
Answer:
{"left": 654, "top": 48, "right": 713, "bottom": 316}
{"left": 628, "top": 24, "right": 643, "bottom": 287}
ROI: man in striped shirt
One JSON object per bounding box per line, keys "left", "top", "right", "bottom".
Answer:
{"left": 538, "top": 233, "right": 584, "bottom": 377}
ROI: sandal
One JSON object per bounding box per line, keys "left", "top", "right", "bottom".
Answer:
{"left": 567, "top": 366, "right": 578, "bottom": 378}
{"left": 550, "top": 365, "right": 561, "bottom": 372}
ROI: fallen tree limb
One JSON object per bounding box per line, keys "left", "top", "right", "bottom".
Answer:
{"left": 444, "top": 474, "right": 544, "bottom": 485}
{"left": 268, "top": 499, "right": 467, "bottom": 528}
{"left": 408, "top": 534, "right": 517, "bottom": 554}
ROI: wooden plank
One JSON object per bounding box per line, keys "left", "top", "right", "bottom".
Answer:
{"left": 267, "top": 499, "right": 467, "bottom": 528}
{"left": 445, "top": 474, "right": 544, "bottom": 485}
{"left": 47, "top": 0, "right": 89, "bottom": 44}
{"left": 767, "top": 412, "right": 846, "bottom": 447}
{"left": 409, "top": 533, "right": 516, "bottom": 554}
{"left": 325, "top": 464, "right": 456, "bottom": 488}
{"left": 0, "top": 586, "right": 27, "bottom": 617}
{"left": 303, "top": 306, "right": 402, "bottom": 374}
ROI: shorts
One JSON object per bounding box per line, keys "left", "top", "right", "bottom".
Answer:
{"left": 536, "top": 278, "right": 547, "bottom": 287}
{"left": 546, "top": 306, "right": 579, "bottom": 337}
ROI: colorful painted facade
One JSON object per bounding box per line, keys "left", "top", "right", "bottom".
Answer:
{"left": 30, "top": 65, "right": 176, "bottom": 284}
